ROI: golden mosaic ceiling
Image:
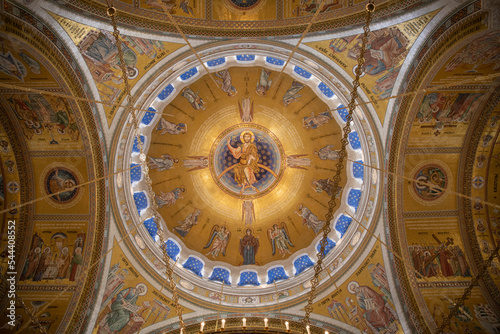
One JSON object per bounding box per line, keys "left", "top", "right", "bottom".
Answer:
{"left": 147, "top": 67, "right": 347, "bottom": 267}
{"left": 54, "top": 0, "right": 431, "bottom": 37}
{"left": 1, "top": 0, "right": 500, "bottom": 333}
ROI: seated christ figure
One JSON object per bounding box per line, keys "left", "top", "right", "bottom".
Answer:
{"left": 226, "top": 131, "right": 260, "bottom": 194}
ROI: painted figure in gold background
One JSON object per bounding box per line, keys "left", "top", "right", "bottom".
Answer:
{"left": 255, "top": 69, "right": 272, "bottom": 96}
{"left": 240, "top": 228, "right": 259, "bottom": 265}
{"left": 174, "top": 209, "right": 202, "bottom": 238}
{"left": 296, "top": 205, "right": 325, "bottom": 234}
{"left": 267, "top": 222, "right": 294, "bottom": 257}
{"left": 227, "top": 131, "right": 260, "bottom": 193}
{"left": 204, "top": 225, "right": 231, "bottom": 259}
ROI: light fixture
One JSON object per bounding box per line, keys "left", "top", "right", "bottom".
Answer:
{"left": 221, "top": 319, "right": 225, "bottom": 331}
{"left": 306, "top": 325, "right": 311, "bottom": 334}
{"left": 285, "top": 321, "right": 290, "bottom": 333}
{"left": 264, "top": 318, "right": 269, "bottom": 330}
{"left": 199, "top": 321, "right": 205, "bottom": 333}
{"left": 242, "top": 318, "right": 247, "bottom": 330}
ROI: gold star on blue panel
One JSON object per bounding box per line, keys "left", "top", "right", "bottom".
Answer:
{"left": 165, "top": 239, "right": 180, "bottom": 260}
{"left": 209, "top": 267, "right": 231, "bottom": 285}
{"left": 180, "top": 67, "right": 198, "bottom": 80}
{"left": 347, "top": 189, "right": 361, "bottom": 212}
{"left": 265, "top": 57, "right": 285, "bottom": 66}
{"left": 141, "top": 108, "right": 156, "bottom": 125}
{"left": 353, "top": 160, "right": 364, "bottom": 180}
{"left": 238, "top": 271, "right": 260, "bottom": 286}
{"left": 316, "top": 238, "right": 336, "bottom": 257}
{"left": 130, "top": 163, "right": 142, "bottom": 183}
{"left": 133, "top": 191, "right": 148, "bottom": 214}
{"left": 348, "top": 132, "right": 361, "bottom": 150}
{"left": 293, "top": 255, "right": 314, "bottom": 276}
{"left": 183, "top": 256, "right": 204, "bottom": 277}
{"left": 207, "top": 57, "right": 226, "bottom": 67}
{"left": 335, "top": 215, "right": 352, "bottom": 237}
{"left": 267, "top": 266, "right": 288, "bottom": 284}
{"left": 236, "top": 55, "right": 255, "bottom": 62}
{"left": 132, "top": 135, "right": 146, "bottom": 153}
{"left": 293, "top": 66, "right": 312, "bottom": 79}
{"left": 144, "top": 217, "right": 157, "bottom": 239}
{"left": 318, "top": 82, "right": 334, "bottom": 98}
{"left": 158, "top": 84, "right": 174, "bottom": 100}
{"left": 337, "top": 104, "right": 348, "bottom": 122}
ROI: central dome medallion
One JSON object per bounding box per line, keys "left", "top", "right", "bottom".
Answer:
{"left": 210, "top": 124, "right": 285, "bottom": 199}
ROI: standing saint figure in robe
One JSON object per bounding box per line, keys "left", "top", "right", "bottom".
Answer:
{"left": 226, "top": 131, "right": 260, "bottom": 194}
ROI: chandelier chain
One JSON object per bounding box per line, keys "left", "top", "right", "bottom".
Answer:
{"left": 301, "top": 3, "right": 374, "bottom": 331}
{"left": 436, "top": 246, "right": 499, "bottom": 334}
{"left": 108, "top": 6, "right": 186, "bottom": 331}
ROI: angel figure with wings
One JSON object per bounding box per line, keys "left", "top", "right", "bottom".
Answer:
{"left": 268, "top": 222, "right": 294, "bottom": 257}
{"left": 203, "top": 225, "right": 231, "bottom": 259}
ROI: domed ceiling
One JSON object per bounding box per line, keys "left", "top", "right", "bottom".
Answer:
{"left": 1, "top": 0, "right": 500, "bottom": 333}
{"left": 113, "top": 52, "right": 381, "bottom": 308}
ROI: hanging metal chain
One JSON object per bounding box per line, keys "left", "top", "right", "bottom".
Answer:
{"left": 17, "top": 295, "right": 48, "bottom": 333}
{"left": 302, "top": 2, "right": 374, "bottom": 331}
{"left": 0, "top": 276, "right": 47, "bottom": 333}
{"left": 436, "top": 246, "right": 500, "bottom": 334}
{"left": 107, "top": 6, "right": 186, "bottom": 332}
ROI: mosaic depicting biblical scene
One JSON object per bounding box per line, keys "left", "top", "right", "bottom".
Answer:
{"left": 94, "top": 240, "right": 192, "bottom": 334}
{"left": 145, "top": 66, "right": 351, "bottom": 267}
{"left": 52, "top": 13, "right": 184, "bottom": 126}
{"left": 0, "top": 28, "right": 83, "bottom": 150}
{"left": 305, "top": 10, "right": 438, "bottom": 121}
{"left": 313, "top": 242, "right": 402, "bottom": 334}
{"left": 140, "top": 0, "right": 204, "bottom": 18}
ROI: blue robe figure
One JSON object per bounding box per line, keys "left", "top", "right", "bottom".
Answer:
{"left": 239, "top": 229, "right": 259, "bottom": 265}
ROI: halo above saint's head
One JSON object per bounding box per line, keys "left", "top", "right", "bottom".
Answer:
{"left": 347, "top": 281, "right": 359, "bottom": 294}
{"left": 135, "top": 283, "right": 148, "bottom": 296}
{"left": 240, "top": 130, "right": 255, "bottom": 143}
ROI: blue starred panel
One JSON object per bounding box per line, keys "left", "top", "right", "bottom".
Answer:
{"left": 133, "top": 191, "right": 148, "bottom": 215}
{"left": 353, "top": 160, "right": 364, "bottom": 180}
{"left": 293, "top": 66, "right": 312, "bottom": 79}
{"left": 236, "top": 55, "right": 255, "bottom": 62}
{"left": 318, "top": 82, "right": 334, "bottom": 98}
{"left": 316, "top": 238, "right": 336, "bottom": 257}
{"left": 164, "top": 239, "right": 181, "bottom": 260}
{"left": 141, "top": 107, "right": 156, "bottom": 125}
{"left": 144, "top": 217, "right": 157, "bottom": 239}
{"left": 348, "top": 131, "right": 361, "bottom": 150}
{"left": 157, "top": 84, "right": 174, "bottom": 100}
{"left": 335, "top": 215, "right": 352, "bottom": 237}
{"left": 180, "top": 67, "right": 198, "bottom": 80}
{"left": 209, "top": 267, "right": 231, "bottom": 285}
{"left": 130, "top": 163, "right": 142, "bottom": 183}
{"left": 267, "top": 266, "right": 289, "bottom": 284}
{"left": 293, "top": 255, "right": 315, "bottom": 276}
{"left": 337, "top": 104, "right": 348, "bottom": 122}
{"left": 132, "top": 135, "right": 145, "bottom": 153}
{"left": 207, "top": 57, "right": 226, "bottom": 67}
{"left": 183, "top": 256, "right": 204, "bottom": 277}
{"left": 266, "top": 57, "right": 285, "bottom": 66}
{"left": 347, "top": 188, "right": 362, "bottom": 212}
{"left": 238, "top": 271, "right": 260, "bottom": 286}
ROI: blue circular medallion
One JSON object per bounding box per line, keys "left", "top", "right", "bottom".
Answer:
{"left": 210, "top": 124, "right": 285, "bottom": 199}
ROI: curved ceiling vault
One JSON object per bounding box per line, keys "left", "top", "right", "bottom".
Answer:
{"left": 0, "top": 0, "right": 499, "bottom": 334}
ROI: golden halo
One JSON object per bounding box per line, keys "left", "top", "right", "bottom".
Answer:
{"left": 240, "top": 130, "right": 255, "bottom": 143}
